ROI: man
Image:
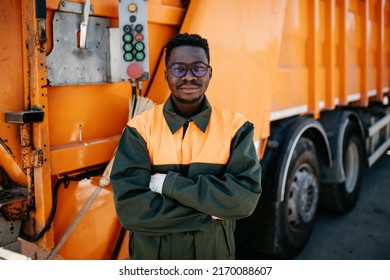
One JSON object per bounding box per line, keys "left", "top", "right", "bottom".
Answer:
{"left": 110, "top": 33, "right": 261, "bottom": 260}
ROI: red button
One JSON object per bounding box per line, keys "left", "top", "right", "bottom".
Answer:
{"left": 126, "top": 63, "right": 144, "bottom": 79}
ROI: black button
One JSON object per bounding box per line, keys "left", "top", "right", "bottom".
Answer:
{"left": 130, "top": 15, "right": 137, "bottom": 23}
{"left": 123, "top": 25, "right": 131, "bottom": 33}
{"left": 135, "top": 24, "right": 143, "bottom": 33}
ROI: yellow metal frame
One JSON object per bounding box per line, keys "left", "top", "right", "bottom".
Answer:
{"left": 21, "top": 0, "right": 54, "bottom": 249}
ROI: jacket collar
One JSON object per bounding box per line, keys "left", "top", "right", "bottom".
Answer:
{"left": 163, "top": 95, "right": 212, "bottom": 134}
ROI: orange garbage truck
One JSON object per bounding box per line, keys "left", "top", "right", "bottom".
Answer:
{"left": 0, "top": 0, "right": 389, "bottom": 259}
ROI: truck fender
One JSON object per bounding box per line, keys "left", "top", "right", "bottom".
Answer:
{"left": 273, "top": 117, "right": 332, "bottom": 203}
{"left": 318, "top": 110, "right": 366, "bottom": 184}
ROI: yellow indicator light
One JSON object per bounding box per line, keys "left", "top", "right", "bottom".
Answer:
{"left": 128, "top": 3, "right": 137, "bottom": 13}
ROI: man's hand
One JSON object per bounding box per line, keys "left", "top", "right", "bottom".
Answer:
{"left": 149, "top": 173, "right": 167, "bottom": 194}
{"left": 212, "top": 216, "right": 224, "bottom": 220}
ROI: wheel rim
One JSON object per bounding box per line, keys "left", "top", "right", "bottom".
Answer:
{"left": 287, "top": 163, "right": 319, "bottom": 229}
{"left": 344, "top": 140, "right": 360, "bottom": 194}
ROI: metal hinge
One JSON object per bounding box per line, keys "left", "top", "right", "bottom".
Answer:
{"left": 32, "top": 149, "right": 44, "bottom": 168}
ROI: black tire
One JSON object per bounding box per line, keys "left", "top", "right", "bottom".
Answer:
{"left": 320, "top": 121, "right": 364, "bottom": 214}
{"left": 278, "top": 137, "right": 320, "bottom": 258}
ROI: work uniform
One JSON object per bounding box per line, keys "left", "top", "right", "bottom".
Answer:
{"left": 110, "top": 95, "right": 261, "bottom": 259}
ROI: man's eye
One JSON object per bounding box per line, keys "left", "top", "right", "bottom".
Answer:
{"left": 173, "top": 65, "right": 186, "bottom": 72}
{"left": 193, "top": 64, "right": 207, "bottom": 71}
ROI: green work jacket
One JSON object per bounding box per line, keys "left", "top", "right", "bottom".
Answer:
{"left": 111, "top": 95, "right": 261, "bottom": 259}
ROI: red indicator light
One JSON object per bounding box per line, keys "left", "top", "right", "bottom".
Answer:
{"left": 135, "top": 33, "right": 144, "bottom": 42}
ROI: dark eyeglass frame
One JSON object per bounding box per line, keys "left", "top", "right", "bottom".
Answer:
{"left": 166, "top": 62, "right": 211, "bottom": 78}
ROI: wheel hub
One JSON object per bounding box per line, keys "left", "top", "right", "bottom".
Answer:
{"left": 344, "top": 141, "right": 360, "bottom": 193}
{"left": 287, "top": 164, "right": 319, "bottom": 228}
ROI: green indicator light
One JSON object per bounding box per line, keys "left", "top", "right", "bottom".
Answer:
{"left": 123, "top": 43, "right": 133, "bottom": 52}
{"left": 122, "top": 34, "right": 133, "bottom": 43}
{"left": 135, "top": 51, "right": 145, "bottom": 61}
{"left": 135, "top": 42, "right": 144, "bottom": 51}
{"left": 124, "top": 52, "right": 134, "bottom": 62}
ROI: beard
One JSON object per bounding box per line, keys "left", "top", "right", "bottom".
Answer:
{"left": 173, "top": 80, "right": 205, "bottom": 104}
{"left": 174, "top": 93, "right": 204, "bottom": 105}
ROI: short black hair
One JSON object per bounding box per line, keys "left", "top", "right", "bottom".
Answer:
{"left": 165, "top": 33, "right": 210, "bottom": 65}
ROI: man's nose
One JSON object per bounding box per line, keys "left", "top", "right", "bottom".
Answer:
{"left": 182, "top": 68, "right": 196, "bottom": 80}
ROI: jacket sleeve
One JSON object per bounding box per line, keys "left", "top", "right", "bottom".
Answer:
{"left": 162, "top": 121, "right": 262, "bottom": 220}
{"left": 110, "top": 125, "right": 211, "bottom": 234}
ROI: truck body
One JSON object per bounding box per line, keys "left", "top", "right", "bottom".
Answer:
{"left": 0, "top": 0, "right": 389, "bottom": 259}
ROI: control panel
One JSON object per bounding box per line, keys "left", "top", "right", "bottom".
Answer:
{"left": 118, "top": 0, "right": 149, "bottom": 81}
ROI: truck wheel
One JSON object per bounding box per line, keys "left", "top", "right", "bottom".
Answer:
{"left": 279, "top": 137, "right": 320, "bottom": 258}
{"left": 320, "top": 122, "right": 364, "bottom": 213}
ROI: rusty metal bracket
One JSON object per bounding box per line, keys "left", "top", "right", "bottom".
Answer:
{"left": 0, "top": 188, "right": 28, "bottom": 222}
{"left": 21, "top": 148, "right": 44, "bottom": 170}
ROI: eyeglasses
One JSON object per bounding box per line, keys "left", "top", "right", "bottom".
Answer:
{"left": 166, "top": 62, "right": 210, "bottom": 78}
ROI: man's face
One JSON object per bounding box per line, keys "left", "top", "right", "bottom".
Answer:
{"left": 165, "top": 46, "right": 212, "bottom": 111}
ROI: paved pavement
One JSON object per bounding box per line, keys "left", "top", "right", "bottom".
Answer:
{"left": 295, "top": 151, "right": 390, "bottom": 260}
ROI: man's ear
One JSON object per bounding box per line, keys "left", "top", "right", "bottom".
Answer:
{"left": 209, "top": 67, "right": 212, "bottom": 79}
{"left": 164, "top": 70, "right": 168, "bottom": 81}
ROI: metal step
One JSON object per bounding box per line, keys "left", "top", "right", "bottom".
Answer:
{"left": 0, "top": 188, "right": 28, "bottom": 247}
